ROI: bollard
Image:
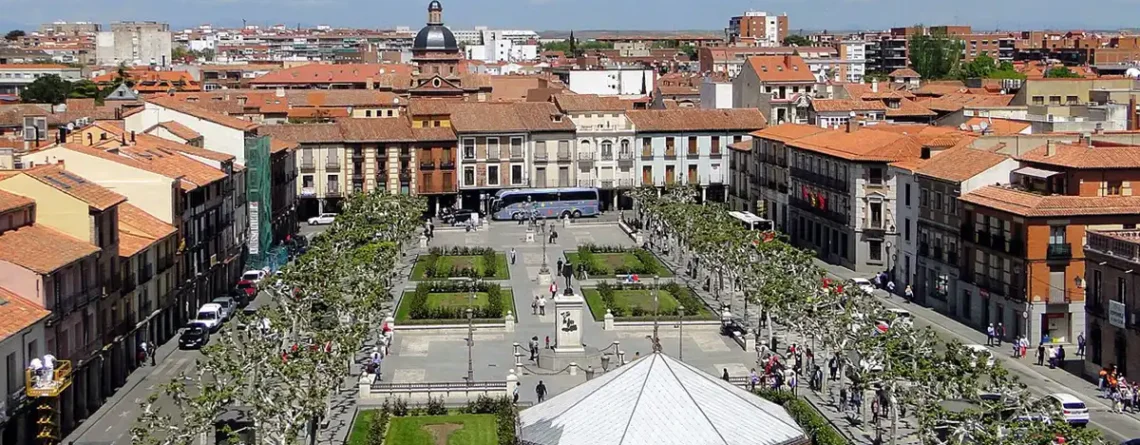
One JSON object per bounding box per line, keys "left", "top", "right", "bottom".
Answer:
{"left": 507, "top": 369, "right": 519, "bottom": 396}
{"left": 744, "top": 329, "right": 757, "bottom": 352}
{"left": 525, "top": 231, "right": 535, "bottom": 243}
{"left": 513, "top": 342, "right": 521, "bottom": 356}
{"left": 569, "top": 362, "right": 578, "bottom": 376}
{"left": 617, "top": 350, "right": 626, "bottom": 366}
{"left": 505, "top": 311, "right": 515, "bottom": 332}
{"left": 419, "top": 235, "right": 427, "bottom": 248}
{"left": 603, "top": 309, "right": 614, "bottom": 330}
{"left": 585, "top": 365, "right": 595, "bottom": 380}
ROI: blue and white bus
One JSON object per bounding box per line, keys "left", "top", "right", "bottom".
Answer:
{"left": 491, "top": 187, "right": 601, "bottom": 221}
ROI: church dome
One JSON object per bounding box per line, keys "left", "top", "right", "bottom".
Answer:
{"left": 413, "top": 1, "right": 458, "bottom": 52}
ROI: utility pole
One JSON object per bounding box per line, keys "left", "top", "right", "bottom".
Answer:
{"left": 678, "top": 304, "right": 685, "bottom": 360}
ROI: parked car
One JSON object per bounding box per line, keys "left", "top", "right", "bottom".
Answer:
{"left": 307, "top": 213, "right": 337, "bottom": 225}
{"left": 212, "top": 296, "right": 236, "bottom": 321}
{"left": 851, "top": 278, "right": 876, "bottom": 294}
{"left": 236, "top": 279, "right": 258, "bottom": 299}
{"left": 962, "top": 344, "right": 997, "bottom": 367}
{"left": 242, "top": 269, "right": 268, "bottom": 283}
{"left": 193, "top": 303, "right": 224, "bottom": 332}
{"left": 885, "top": 308, "right": 913, "bottom": 328}
{"left": 179, "top": 323, "right": 211, "bottom": 349}
{"left": 1045, "top": 393, "right": 1089, "bottom": 425}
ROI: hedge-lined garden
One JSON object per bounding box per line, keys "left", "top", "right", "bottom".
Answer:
{"left": 411, "top": 246, "right": 510, "bottom": 280}
{"left": 349, "top": 396, "right": 517, "bottom": 445}
{"left": 565, "top": 244, "right": 673, "bottom": 278}
{"left": 396, "top": 281, "right": 516, "bottom": 324}
{"left": 752, "top": 389, "right": 847, "bottom": 445}
{"left": 581, "top": 281, "right": 712, "bottom": 321}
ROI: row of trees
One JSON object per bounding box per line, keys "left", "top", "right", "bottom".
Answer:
{"left": 629, "top": 185, "right": 1106, "bottom": 445}
{"left": 131, "top": 192, "right": 425, "bottom": 445}
{"left": 908, "top": 30, "right": 1082, "bottom": 81}
{"left": 20, "top": 63, "right": 136, "bottom": 105}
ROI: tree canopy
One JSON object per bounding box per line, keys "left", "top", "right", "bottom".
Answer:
{"left": 961, "top": 55, "right": 1026, "bottom": 81}
{"left": 908, "top": 30, "right": 964, "bottom": 80}
{"left": 541, "top": 39, "right": 611, "bottom": 53}
{"left": 4, "top": 29, "right": 25, "bottom": 41}
{"left": 1046, "top": 66, "right": 1082, "bottom": 78}
{"left": 782, "top": 35, "right": 812, "bottom": 47}
{"left": 19, "top": 74, "right": 72, "bottom": 104}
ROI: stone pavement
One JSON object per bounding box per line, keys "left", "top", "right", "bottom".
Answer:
{"left": 813, "top": 259, "right": 1140, "bottom": 442}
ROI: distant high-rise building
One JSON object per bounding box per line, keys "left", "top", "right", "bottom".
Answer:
{"left": 95, "top": 21, "right": 172, "bottom": 67}
{"left": 727, "top": 11, "right": 788, "bottom": 47}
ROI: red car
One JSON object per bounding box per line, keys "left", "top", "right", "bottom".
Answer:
{"left": 237, "top": 279, "right": 258, "bottom": 297}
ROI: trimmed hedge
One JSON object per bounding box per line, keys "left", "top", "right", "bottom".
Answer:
{"left": 595, "top": 281, "right": 706, "bottom": 317}
{"left": 753, "top": 389, "right": 847, "bottom": 445}
{"left": 574, "top": 243, "right": 669, "bottom": 276}
{"left": 460, "top": 395, "right": 517, "bottom": 445}
{"left": 420, "top": 246, "right": 500, "bottom": 279}
{"left": 406, "top": 281, "right": 506, "bottom": 320}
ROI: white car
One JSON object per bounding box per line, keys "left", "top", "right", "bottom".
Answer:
{"left": 241, "top": 269, "right": 267, "bottom": 283}
{"left": 211, "top": 297, "right": 236, "bottom": 321}
{"left": 852, "top": 278, "right": 876, "bottom": 294}
{"left": 885, "top": 308, "right": 913, "bottom": 328}
{"left": 1045, "top": 393, "right": 1089, "bottom": 425}
{"left": 193, "top": 303, "right": 224, "bottom": 332}
{"left": 307, "top": 213, "right": 337, "bottom": 225}
{"left": 962, "top": 344, "right": 997, "bottom": 367}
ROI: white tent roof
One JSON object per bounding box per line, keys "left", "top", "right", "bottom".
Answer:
{"left": 519, "top": 353, "right": 808, "bottom": 445}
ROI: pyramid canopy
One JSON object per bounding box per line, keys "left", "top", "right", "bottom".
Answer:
{"left": 519, "top": 353, "right": 809, "bottom": 445}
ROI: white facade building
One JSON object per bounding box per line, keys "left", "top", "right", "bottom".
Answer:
{"left": 465, "top": 39, "right": 538, "bottom": 63}
{"left": 96, "top": 21, "right": 173, "bottom": 66}
{"left": 699, "top": 78, "right": 734, "bottom": 109}
{"left": 565, "top": 69, "right": 656, "bottom": 96}
{"left": 0, "top": 65, "right": 83, "bottom": 95}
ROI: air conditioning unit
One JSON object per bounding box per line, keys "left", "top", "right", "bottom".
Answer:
{"left": 23, "top": 116, "right": 47, "bottom": 141}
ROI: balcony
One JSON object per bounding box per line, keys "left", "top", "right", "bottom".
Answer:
{"left": 777, "top": 184, "right": 789, "bottom": 194}
{"left": 325, "top": 161, "right": 341, "bottom": 172}
{"left": 510, "top": 149, "right": 524, "bottom": 161}
{"left": 534, "top": 151, "right": 549, "bottom": 162}
{"left": 577, "top": 152, "right": 595, "bottom": 164}
{"left": 976, "top": 230, "right": 991, "bottom": 246}
{"left": 122, "top": 274, "right": 137, "bottom": 294}
{"left": 790, "top": 197, "right": 848, "bottom": 225}
{"left": 616, "top": 178, "right": 635, "bottom": 188}
{"left": 960, "top": 223, "right": 974, "bottom": 241}
{"left": 350, "top": 151, "right": 364, "bottom": 161}
{"left": 439, "top": 161, "right": 456, "bottom": 170}
{"left": 557, "top": 150, "right": 572, "bottom": 161}
{"left": 710, "top": 149, "right": 723, "bottom": 159}
{"left": 664, "top": 149, "right": 677, "bottom": 160}
{"left": 864, "top": 219, "right": 886, "bottom": 238}
{"left": 601, "top": 151, "right": 614, "bottom": 161}
{"left": 641, "top": 148, "right": 653, "bottom": 159}
{"left": 1047, "top": 243, "right": 1072, "bottom": 261}
{"left": 618, "top": 151, "right": 634, "bottom": 163}
{"left": 577, "top": 179, "right": 596, "bottom": 188}
{"left": 300, "top": 161, "right": 315, "bottom": 173}
{"left": 399, "top": 172, "right": 412, "bottom": 183}
{"left": 326, "top": 183, "right": 342, "bottom": 197}
{"left": 933, "top": 246, "right": 943, "bottom": 260}
{"left": 25, "top": 360, "right": 73, "bottom": 397}
{"left": 990, "top": 234, "right": 1006, "bottom": 251}
{"left": 140, "top": 264, "right": 154, "bottom": 282}
{"left": 790, "top": 167, "right": 848, "bottom": 192}
{"left": 601, "top": 180, "right": 615, "bottom": 189}
{"left": 420, "top": 161, "right": 436, "bottom": 171}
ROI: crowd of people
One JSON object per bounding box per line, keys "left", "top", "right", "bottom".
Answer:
{"left": 1098, "top": 365, "right": 1140, "bottom": 414}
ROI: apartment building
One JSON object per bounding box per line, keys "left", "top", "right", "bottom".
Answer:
{"left": 450, "top": 102, "right": 576, "bottom": 211}
{"left": 0, "top": 64, "right": 83, "bottom": 95}
{"left": 628, "top": 108, "right": 766, "bottom": 203}
{"left": 697, "top": 46, "right": 796, "bottom": 78}
{"left": 744, "top": 124, "right": 829, "bottom": 228}
{"left": 0, "top": 195, "right": 101, "bottom": 434}
{"left": 808, "top": 99, "right": 886, "bottom": 128}
{"left": 911, "top": 148, "right": 1018, "bottom": 315}
{"left": 0, "top": 283, "right": 50, "bottom": 445}
{"left": 95, "top": 21, "right": 172, "bottom": 66}
{"left": 553, "top": 94, "right": 637, "bottom": 210}
{"left": 726, "top": 11, "right": 789, "bottom": 47}
{"left": 1083, "top": 229, "right": 1140, "bottom": 378}
{"left": 732, "top": 55, "right": 817, "bottom": 125}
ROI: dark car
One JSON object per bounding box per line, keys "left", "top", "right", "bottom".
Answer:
{"left": 179, "top": 323, "right": 211, "bottom": 349}
{"left": 720, "top": 318, "right": 747, "bottom": 338}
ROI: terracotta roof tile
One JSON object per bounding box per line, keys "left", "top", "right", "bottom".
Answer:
{"left": 883, "top": 98, "right": 937, "bottom": 117}
{"left": 751, "top": 123, "right": 830, "bottom": 142}
{"left": 553, "top": 94, "right": 628, "bottom": 112}
{"left": 890, "top": 158, "right": 928, "bottom": 171}
{"left": 18, "top": 164, "right": 126, "bottom": 211}
{"left": 249, "top": 63, "right": 415, "bottom": 85}
{"left": 336, "top": 118, "right": 414, "bottom": 141}
{"left": 117, "top": 202, "right": 175, "bottom": 257}
{"left": 0, "top": 289, "right": 50, "bottom": 342}
{"left": 0, "top": 225, "right": 99, "bottom": 274}
{"left": 889, "top": 68, "right": 921, "bottom": 78}
{"left": 146, "top": 96, "right": 259, "bottom": 131}
{"left": 408, "top": 100, "right": 456, "bottom": 116}
{"left": 1017, "top": 143, "right": 1140, "bottom": 169}
{"left": 0, "top": 189, "right": 34, "bottom": 214}
{"left": 152, "top": 121, "right": 202, "bottom": 141}
{"left": 68, "top": 140, "right": 226, "bottom": 190}
{"left": 811, "top": 99, "right": 887, "bottom": 112}
{"left": 915, "top": 147, "right": 1010, "bottom": 182}
{"left": 411, "top": 127, "right": 457, "bottom": 142}
{"left": 789, "top": 127, "right": 925, "bottom": 162}
{"left": 258, "top": 123, "right": 344, "bottom": 144}
{"left": 746, "top": 55, "right": 816, "bottom": 83}
{"left": 287, "top": 108, "right": 350, "bottom": 119}
{"left": 728, "top": 141, "right": 752, "bottom": 152}
{"left": 963, "top": 117, "right": 1031, "bottom": 135}
{"left": 627, "top": 109, "right": 766, "bottom": 132}
{"left": 269, "top": 137, "right": 299, "bottom": 154}
{"left": 961, "top": 185, "right": 1140, "bottom": 217}
{"left": 914, "top": 82, "right": 968, "bottom": 96}
{"left": 114, "top": 132, "right": 235, "bottom": 163}
{"left": 450, "top": 103, "right": 574, "bottom": 133}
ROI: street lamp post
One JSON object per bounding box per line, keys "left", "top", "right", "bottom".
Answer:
{"left": 651, "top": 275, "right": 661, "bottom": 353}
{"left": 466, "top": 307, "right": 474, "bottom": 384}
{"left": 678, "top": 304, "right": 685, "bottom": 360}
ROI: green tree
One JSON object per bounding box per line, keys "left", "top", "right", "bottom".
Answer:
{"left": 4, "top": 29, "right": 25, "bottom": 41}
{"left": 172, "top": 46, "right": 189, "bottom": 60}
{"left": 908, "top": 28, "right": 964, "bottom": 80}
{"left": 19, "top": 74, "right": 71, "bottom": 104}
{"left": 678, "top": 44, "right": 697, "bottom": 60}
{"left": 1046, "top": 66, "right": 1081, "bottom": 78}
{"left": 782, "top": 35, "right": 812, "bottom": 46}
{"left": 961, "top": 53, "right": 996, "bottom": 79}
{"left": 68, "top": 79, "right": 100, "bottom": 99}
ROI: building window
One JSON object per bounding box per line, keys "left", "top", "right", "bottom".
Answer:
{"left": 1107, "top": 181, "right": 1123, "bottom": 196}
{"left": 905, "top": 183, "right": 911, "bottom": 207}
{"left": 463, "top": 166, "right": 475, "bottom": 186}
{"left": 934, "top": 192, "right": 943, "bottom": 212}
{"left": 1049, "top": 226, "right": 1066, "bottom": 244}
{"left": 869, "top": 167, "right": 883, "bottom": 185}
{"left": 463, "top": 139, "right": 475, "bottom": 160}
{"left": 487, "top": 137, "right": 500, "bottom": 160}
{"left": 1066, "top": 96, "right": 1080, "bottom": 105}
{"left": 904, "top": 218, "right": 911, "bottom": 241}
{"left": 1090, "top": 269, "right": 1102, "bottom": 306}
{"left": 511, "top": 165, "right": 523, "bottom": 185}
{"left": 1118, "top": 276, "right": 1127, "bottom": 303}
{"left": 487, "top": 165, "right": 500, "bottom": 186}
{"left": 1048, "top": 96, "right": 1061, "bottom": 106}
{"left": 869, "top": 240, "right": 882, "bottom": 261}
{"left": 365, "top": 110, "right": 372, "bottom": 117}
{"left": 921, "top": 189, "right": 929, "bottom": 207}
{"left": 1032, "top": 96, "right": 1044, "bottom": 106}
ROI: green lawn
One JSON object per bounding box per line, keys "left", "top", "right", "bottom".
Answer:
{"left": 395, "top": 290, "right": 516, "bottom": 324}
{"left": 347, "top": 409, "right": 380, "bottom": 445}
{"left": 565, "top": 250, "right": 673, "bottom": 277}
{"left": 386, "top": 414, "right": 498, "bottom": 445}
{"left": 411, "top": 254, "right": 511, "bottom": 280}
{"left": 582, "top": 287, "right": 714, "bottom": 321}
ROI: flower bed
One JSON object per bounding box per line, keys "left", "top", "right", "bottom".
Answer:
{"left": 396, "top": 281, "right": 516, "bottom": 325}
{"left": 581, "top": 281, "right": 713, "bottom": 321}
{"left": 565, "top": 243, "right": 673, "bottom": 277}
{"left": 411, "top": 246, "right": 510, "bottom": 280}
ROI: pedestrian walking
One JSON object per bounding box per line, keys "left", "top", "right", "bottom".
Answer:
{"left": 904, "top": 285, "right": 914, "bottom": 303}
{"left": 1047, "top": 345, "right": 1057, "bottom": 369}
{"left": 536, "top": 381, "right": 547, "bottom": 403}
{"left": 549, "top": 282, "right": 557, "bottom": 299}
{"left": 1077, "top": 332, "right": 1086, "bottom": 357}
{"left": 147, "top": 341, "right": 156, "bottom": 366}
{"left": 986, "top": 323, "right": 995, "bottom": 346}
{"left": 886, "top": 280, "right": 896, "bottom": 294}
{"left": 548, "top": 229, "right": 557, "bottom": 244}
{"left": 510, "top": 247, "right": 517, "bottom": 265}
{"left": 557, "top": 258, "right": 564, "bottom": 275}
{"left": 997, "top": 323, "right": 1006, "bottom": 347}
{"left": 539, "top": 295, "right": 547, "bottom": 316}
{"left": 722, "top": 368, "right": 730, "bottom": 381}
{"left": 529, "top": 336, "right": 539, "bottom": 361}
{"left": 545, "top": 335, "right": 550, "bottom": 350}
{"left": 1037, "top": 343, "right": 1046, "bottom": 366}
{"left": 532, "top": 296, "right": 539, "bottom": 315}
{"left": 828, "top": 356, "right": 838, "bottom": 381}
{"left": 749, "top": 368, "right": 760, "bottom": 391}
{"left": 1057, "top": 345, "right": 1066, "bottom": 365}
{"left": 839, "top": 386, "right": 849, "bottom": 411}
{"left": 513, "top": 383, "right": 520, "bottom": 404}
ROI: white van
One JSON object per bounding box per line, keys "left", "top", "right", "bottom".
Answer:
{"left": 194, "top": 303, "right": 224, "bottom": 332}
{"left": 962, "top": 344, "right": 996, "bottom": 367}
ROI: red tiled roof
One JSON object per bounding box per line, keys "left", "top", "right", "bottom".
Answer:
{"left": 0, "top": 189, "right": 34, "bottom": 214}
{"left": 146, "top": 96, "right": 259, "bottom": 131}
{"left": 117, "top": 202, "right": 175, "bottom": 257}
{"left": 789, "top": 127, "right": 925, "bottom": 162}
{"left": 1018, "top": 143, "right": 1140, "bottom": 169}
{"left": 750, "top": 123, "right": 830, "bottom": 143}
{"left": 152, "top": 121, "right": 202, "bottom": 141}
{"left": 915, "top": 147, "right": 1010, "bottom": 182}
{"left": 0, "top": 224, "right": 99, "bottom": 274}
{"left": 0, "top": 288, "right": 50, "bottom": 342}
{"left": 20, "top": 164, "right": 126, "bottom": 211}
{"left": 269, "top": 137, "right": 298, "bottom": 154}
{"left": 553, "top": 94, "right": 628, "bottom": 112}
{"left": 249, "top": 63, "right": 415, "bottom": 85}
{"left": 450, "top": 103, "right": 575, "bottom": 133}
{"left": 811, "top": 99, "right": 887, "bottom": 112}
{"left": 889, "top": 68, "right": 921, "bottom": 78}
{"left": 728, "top": 141, "right": 752, "bottom": 152}
{"left": 963, "top": 117, "right": 1031, "bottom": 135}
{"left": 745, "top": 55, "right": 816, "bottom": 83}
{"left": 627, "top": 108, "right": 766, "bottom": 132}
{"left": 961, "top": 185, "right": 1140, "bottom": 217}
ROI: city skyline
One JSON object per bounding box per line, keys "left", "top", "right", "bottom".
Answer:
{"left": 2, "top": 0, "right": 1139, "bottom": 34}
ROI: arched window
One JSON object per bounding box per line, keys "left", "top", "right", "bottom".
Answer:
{"left": 620, "top": 139, "right": 631, "bottom": 156}
{"left": 601, "top": 141, "right": 614, "bottom": 160}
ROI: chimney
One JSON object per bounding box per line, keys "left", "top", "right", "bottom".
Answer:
{"left": 130, "top": 131, "right": 136, "bottom": 143}
{"left": 1095, "top": 122, "right": 1104, "bottom": 135}
{"left": 1131, "top": 95, "right": 1139, "bottom": 131}
{"left": 121, "top": 133, "right": 127, "bottom": 145}
{"left": 366, "top": 77, "right": 375, "bottom": 90}
{"left": 846, "top": 117, "right": 857, "bottom": 133}
{"left": 871, "top": 82, "right": 879, "bottom": 93}
{"left": 1046, "top": 140, "right": 1056, "bottom": 157}
{"left": 56, "top": 159, "right": 64, "bottom": 167}
{"left": 276, "top": 87, "right": 286, "bottom": 98}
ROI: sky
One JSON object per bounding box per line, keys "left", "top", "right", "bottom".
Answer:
{"left": 2, "top": 0, "right": 1139, "bottom": 33}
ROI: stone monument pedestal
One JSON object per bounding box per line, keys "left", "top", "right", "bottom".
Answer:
{"left": 537, "top": 270, "right": 552, "bottom": 287}
{"left": 525, "top": 231, "right": 535, "bottom": 243}
{"left": 537, "top": 289, "right": 591, "bottom": 370}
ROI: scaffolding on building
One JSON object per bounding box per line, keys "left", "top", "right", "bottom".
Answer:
{"left": 244, "top": 136, "right": 274, "bottom": 271}
{"left": 26, "top": 360, "right": 73, "bottom": 445}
